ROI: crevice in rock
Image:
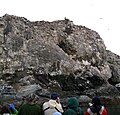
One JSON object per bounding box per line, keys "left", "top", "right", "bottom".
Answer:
{"left": 57, "top": 39, "right": 77, "bottom": 55}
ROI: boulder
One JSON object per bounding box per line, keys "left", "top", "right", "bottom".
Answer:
{"left": 0, "top": 14, "right": 120, "bottom": 98}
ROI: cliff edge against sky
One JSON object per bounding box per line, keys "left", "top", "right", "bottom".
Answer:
{"left": 0, "top": 14, "right": 120, "bottom": 97}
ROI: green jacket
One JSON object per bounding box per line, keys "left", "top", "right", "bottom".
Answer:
{"left": 18, "top": 103, "right": 42, "bottom": 115}
{"left": 63, "top": 97, "right": 84, "bottom": 115}
{"left": 10, "top": 109, "right": 18, "bottom": 115}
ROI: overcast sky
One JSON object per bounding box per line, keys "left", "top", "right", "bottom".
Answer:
{"left": 0, "top": 0, "right": 120, "bottom": 55}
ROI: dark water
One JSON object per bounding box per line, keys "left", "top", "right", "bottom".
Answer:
{"left": 106, "top": 104, "right": 120, "bottom": 115}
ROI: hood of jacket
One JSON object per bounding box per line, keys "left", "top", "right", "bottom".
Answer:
{"left": 48, "top": 99, "right": 58, "bottom": 109}
{"left": 68, "top": 97, "right": 79, "bottom": 111}
{"left": 90, "top": 105, "right": 102, "bottom": 115}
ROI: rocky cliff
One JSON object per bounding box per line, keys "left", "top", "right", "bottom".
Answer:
{"left": 0, "top": 14, "right": 120, "bottom": 98}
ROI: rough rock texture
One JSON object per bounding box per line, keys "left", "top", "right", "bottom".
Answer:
{"left": 107, "top": 50, "right": 120, "bottom": 85}
{"left": 0, "top": 14, "right": 120, "bottom": 98}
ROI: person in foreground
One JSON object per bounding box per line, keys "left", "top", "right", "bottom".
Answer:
{"left": 84, "top": 96, "right": 107, "bottom": 115}
{"left": 63, "top": 97, "right": 84, "bottom": 115}
{"left": 0, "top": 103, "right": 18, "bottom": 115}
{"left": 18, "top": 93, "right": 41, "bottom": 115}
{"left": 43, "top": 92, "right": 64, "bottom": 115}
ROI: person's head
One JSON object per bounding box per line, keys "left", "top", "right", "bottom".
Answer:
{"left": 26, "top": 93, "right": 39, "bottom": 104}
{"left": 92, "top": 96, "right": 101, "bottom": 106}
{"left": 0, "top": 104, "right": 11, "bottom": 114}
{"left": 68, "top": 97, "right": 79, "bottom": 109}
{"left": 53, "top": 112, "right": 62, "bottom": 115}
{"left": 50, "top": 92, "right": 59, "bottom": 100}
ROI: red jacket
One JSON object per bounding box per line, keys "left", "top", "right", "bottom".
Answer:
{"left": 84, "top": 106, "right": 107, "bottom": 115}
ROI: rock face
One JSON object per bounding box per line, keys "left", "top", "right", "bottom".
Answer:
{"left": 107, "top": 50, "right": 120, "bottom": 85}
{"left": 0, "top": 14, "right": 119, "bottom": 97}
